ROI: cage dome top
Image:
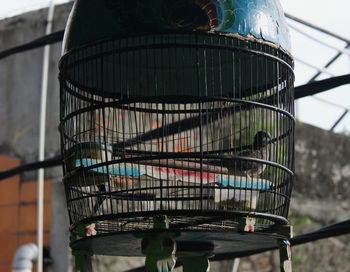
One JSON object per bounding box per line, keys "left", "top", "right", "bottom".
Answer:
{"left": 63, "top": 0, "right": 291, "bottom": 54}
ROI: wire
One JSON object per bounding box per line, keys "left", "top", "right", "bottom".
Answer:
{"left": 1, "top": 72, "right": 350, "bottom": 181}
{"left": 307, "top": 44, "right": 350, "bottom": 83}
{"left": 330, "top": 110, "right": 349, "bottom": 131}
{"left": 295, "top": 73, "right": 350, "bottom": 99}
{"left": 0, "top": 74, "right": 350, "bottom": 181}
{"left": 291, "top": 219, "right": 350, "bottom": 246}
{"left": 288, "top": 24, "right": 350, "bottom": 57}
{"left": 0, "top": 155, "right": 61, "bottom": 181}
{"left": 0, "top": 29, "right": 349, "bottom": 102}
{"left": 294, "top": 57, "right": 336, "bottom": 77}
{"left": 0, "top": 30, "right": 64, "bottom": 60}
{"left": 0, "top": 33, "right": 349, "bottom": 102}
{"left": 285, "top": 13, "right": 350, "bottom": 44}
{"left": 311, "top": 96, "right": 350, "bottom": 112}
{"left": 125, "top": 219, "right": 350, "bottom": 272}
{"left": 4, "top": 156, "right": 348, "bottom": 266}
{"left": 1, "top": 13, "right": 349, "bottom": 62}
{"left": 2, "top": 154, "right": 347, "bottom": 271}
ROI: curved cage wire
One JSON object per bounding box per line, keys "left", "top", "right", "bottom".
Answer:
{"left": 59, "top": 32, "right": 294, "bottom": 235}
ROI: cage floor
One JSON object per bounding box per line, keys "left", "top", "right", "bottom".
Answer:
{"left": 71, "top": 229, "right": 287, "bottom": 257}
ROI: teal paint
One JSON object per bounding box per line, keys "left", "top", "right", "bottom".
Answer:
{"left": 214, "top": 0, "right": 235, "bottom": 32}
{"left": 216, "top": 0, "right": 291, "bottom": 52}
{"left": 63, "top": 0, "right": 291, "bottom": 54}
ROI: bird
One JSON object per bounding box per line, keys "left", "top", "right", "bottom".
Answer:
{"left": 207, "top": 131, "right": 272, "bottom": 178}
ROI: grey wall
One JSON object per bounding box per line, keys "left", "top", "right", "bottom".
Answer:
{"left": 1, "top": 3, "right": 349, "bottom": 272}
{"left": 0, "top": 2, "right": 73, "bottom": 181}
{"left": 288, "top": 123, "right": 350, "bottom": 272}
{"left": 238, "top": 123, "right": 350, "bottom": 272}
{"left": 0, "top": 3, "right": 73, "bottom": 272}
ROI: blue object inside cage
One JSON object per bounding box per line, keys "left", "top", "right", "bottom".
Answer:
{"left": 75, "top": 158, "right": 271, "bottom": 190}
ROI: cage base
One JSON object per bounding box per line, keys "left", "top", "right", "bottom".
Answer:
{"left": 71, "top": 228, "right": 290, "bottom": 257}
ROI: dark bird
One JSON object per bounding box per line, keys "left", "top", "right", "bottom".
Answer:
{"left": 208, "top": 131, "right": 272, "bottom": 178}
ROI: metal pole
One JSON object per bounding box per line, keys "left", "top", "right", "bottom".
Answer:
{"left": 285, "top": 13, "right": 350, "bottom": 44}
{"left": 37, "top": 2, "right": 55, "bottom": 272}
{"left": 308, "top": 44, "right": 350, "bottom": 83}
{"left": 311, "top": 96, "right": 350, "bottom": 111}
{"left": 294, "top": 57, "right": 336, "bottom": 77}
{"left": 330, "top": 110, "right": 348, "bottom": 131}
{"left": 288, "top": 24, "right": 350, "bottom": 57}
{"left": 231, "top": 258, "right": 240, "bottom": 272}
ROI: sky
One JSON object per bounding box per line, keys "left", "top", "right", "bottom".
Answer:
{"left": 0, "top": 0, "right": 350, "bottom": 134}
{"left": 0, "top": 0, "right": 71, "bottom": 19}
{"left": 280, "top": 0, "right": 350, "bottom": 134}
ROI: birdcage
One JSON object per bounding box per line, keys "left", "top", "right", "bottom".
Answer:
{"left": 59, "top": 0, "right": 294, "bottom": 263}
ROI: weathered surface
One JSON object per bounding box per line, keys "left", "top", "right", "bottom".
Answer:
{"left": 294, "top": 123, "right": 350, "bottom": 201}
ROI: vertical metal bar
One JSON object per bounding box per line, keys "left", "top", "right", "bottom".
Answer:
{"left": 195, "top": 34, "right": 204, "bottom": 210}
{"left": 100, "top": 42, "right": 113, "bottom": 215}
{"left": 37, "top": 2, "right": 55, "bottom": 272}
{"left": 330, "top": 110, "right": 348, "bottom": 131}
{"left": 231, "top": 258, "right": 240, "bottom": 272}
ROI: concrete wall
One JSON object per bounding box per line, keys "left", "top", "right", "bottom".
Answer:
{"left": 289, "top": 123, "right": 350, "bottom": 272}
{"left": 0, "top": 3, "right": 349, "bottom": 272}
{"left": 0, "top": 2, "right": 72, "bottom": 181}
{"left": 0, "top": 3, "right": 72, "bottom": 272}
{"left": 237, "top": 123, "right": 350, "bottom": 272}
